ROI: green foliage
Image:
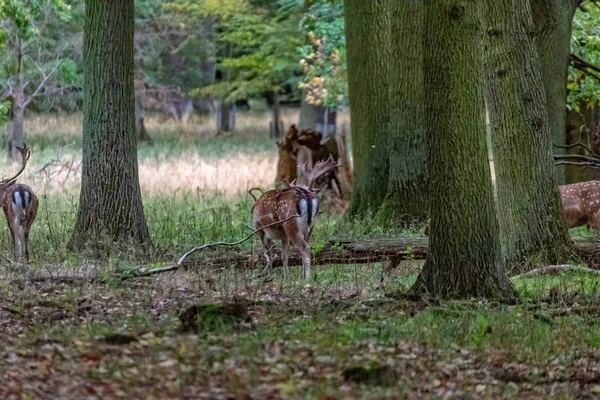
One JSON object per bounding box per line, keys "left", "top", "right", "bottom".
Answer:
{"left": 0, "top": 0, "right": 71, "bottom": 39}
{"left": 166, "top": 0, "right": 303, "bottom": 102}
{"left": 135, "top": 0, "right": 214, "bottom": 91}
{"left": 0, "top": 101, "right": 9, "bottom": 125}
{"left": 568, "top": 2, "right": 600, "bottom": 111}
{"left": 0, "top": 0, "right": 82, "bottom": 113}
{"left": 299, "top": 0, "right": 347, "bottom": 109}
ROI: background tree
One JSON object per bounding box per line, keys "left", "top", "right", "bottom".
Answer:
{"left": 166, "top": 0, "right": 304, "bottom": 136}
{"left": 563, "top": 4, "right": 600, "bottom": 182}
{"left": 344, "top": 0, "right": 427, "bottom": 225}
{"left": 378, "top": 0, "right": 427, "bottom": 225}
{"left": 0, "top": 0, "right": 79, "bottom": 161}
{"left": 412, "top": 0, "right": 514, "bottom": 300}
{"left": 485, "top": 0, "right": 577, "bottom": 272}
{"left": 530, "top": 0, "right": 584, "bottom": 184}
{"left": 343, "top": 0, "right": 390, "bottom": 217}
{"left": 71, "top": 0, "right": 152, "bottom": 252}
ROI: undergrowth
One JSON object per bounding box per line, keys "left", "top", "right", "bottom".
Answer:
{"left": 0, "top": 111, "right": 599, "bottom": 399}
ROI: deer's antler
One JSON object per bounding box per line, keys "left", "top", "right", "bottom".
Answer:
{"left": 297, "top": 156, "right": 340, "bottom": 191}
{"left": 1, "top": 144, "right": 31, "bottom": 185}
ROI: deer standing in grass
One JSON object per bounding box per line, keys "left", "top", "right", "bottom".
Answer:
{"left": 560, "top": 180, "right": 600, "bottom": 233}
{"left": 253, "top": 158, "right": 339, "bottom": 280}
{"left": 0, "top": 145, "right": 38, "bottom": 263}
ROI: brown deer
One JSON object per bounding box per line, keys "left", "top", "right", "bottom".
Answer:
{"left": 275, "top": 124, "right": 301, "bottom": 188}
{"left": 560, "top": 180, "right": 600, "bottom": 233}
{"left": 297, "top": 128, "right": 342, "bottom": 194}
{"left": 253, "top": 158, "right": 340, "bottom": 280}
{"left": 0, "top": 144, "right": 38, "bottom": 263}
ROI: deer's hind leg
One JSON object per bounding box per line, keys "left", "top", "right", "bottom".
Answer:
{"left": 283, "top": 224, "right": 311, "bottom": 281}
{"left": 258, "top": 229, "right": 275, "bottom": 274}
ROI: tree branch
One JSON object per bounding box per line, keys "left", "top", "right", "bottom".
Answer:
{"left": 23, "top": 53, "right": 72, "bottom": 107}
{"left": 570, "top": 53, "right": 600, "bottom": 83}
{"left": 511, "top": 264, "right": 600, "bottom": 280}
{"left": 123, "top": 213, "right": 308, "bottom": 280}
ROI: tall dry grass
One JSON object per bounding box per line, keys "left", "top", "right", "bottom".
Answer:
{"left": 17, "top": 107, "right": 351, "bottom": 197}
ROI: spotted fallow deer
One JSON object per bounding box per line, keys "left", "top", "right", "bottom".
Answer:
{"left": 0, "top": 145, "right": 38, "bottom": 263}
{"left": 560, "top": 180, "right": 600, "bottom": 233}
{"left": 253, "top": 158, "right": 340, "bottom": 280}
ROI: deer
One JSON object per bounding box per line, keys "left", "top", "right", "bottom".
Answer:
{"left": 0, "top": 144, "right": 38, "bottom": 263}
{"left": 253, "top": 158, "right": 340, "bottom": 280}
{"left": 560, "top": 180, "right": 600, "bottom": 233}
{"left": 275, "top": 124, "right": 301, "bottom": 188}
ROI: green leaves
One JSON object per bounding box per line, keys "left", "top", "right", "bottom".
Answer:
{"left": 299, "top": 0, "right": 347, "bottom": 109}
{"left": 0, "top": 101, "right": 9, "bottom": 126}
{"left": 0, "top": 0, "right": 71, "bottom": 39}
{"left": 569, "top": 2, "right": 600, "bottom": 110}
{"left": 167, "top": 0, "right": 303, "bottom": 102}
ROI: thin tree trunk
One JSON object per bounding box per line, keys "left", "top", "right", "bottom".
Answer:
{"left": 530, "top": 0, "right": 580, "bottom": 185}
{"left": 135, "top": 94, "right": 151, "bottom": 143}
{"left": 10, "top": 92, "right": 24, "bottom": 163}
{"left": 484, "top": 0, "right": 576, "bottom": 272}
{"left": 71, "top": 0, "right": 152, "bottom": 253}
{"left": 378, "top": 0, "right": 428, "bottom": 226}
{"left": 269, "top": 91, "right": 282, "bottom": 139}
{"left": 411, "top": 0, "right": 515, "bottom": 301}
{"left": 344, "top": 0, "right": 390, "bottom": 217}
{"left": 10, "top": 36, "right": 25, "bottom": 163}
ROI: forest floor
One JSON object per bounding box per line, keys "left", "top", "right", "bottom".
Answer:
{"left": 0, "top": 110, "right": 599, "bottom": 399}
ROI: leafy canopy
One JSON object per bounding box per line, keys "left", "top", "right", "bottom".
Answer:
{"left": 299, "top": 0, "right": 346, "bottom": 109}
{"left": 166, "top": 0, "right": 304, "bottom": 102}
{"left": 569, "top": 2, "right": 600, "bottom": 112}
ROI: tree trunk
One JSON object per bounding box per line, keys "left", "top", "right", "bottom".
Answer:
{"left": 530, "top": 0, "right": 579, "bottom": 185}
{"left": 411, "top": 0, "right": 515, "bottom": 301}
{"left": 269, "top": 91, "right": 282, "bottom": 139}
{"left": 344, "top": 0, "right": 391, "bottom": 217}
{"left": 378, "top": 0, "right": 428, "bottom": 226}
{"left": 564, "top": 104, "right": 600, "bottom": 183}
{"left": 135, "top": 94, "right": 151, "bottom": 143}
{"left": 484, "top": 0, "right": 576, "bottom": 272}
{"left": 10, "top": 36, "right": 25, "bottom": 163}
{"left": 71, "top": 0, "right": 152, "bottom": 253}
{"left": 10, "top": 90, "right": 25, "bottom": 163}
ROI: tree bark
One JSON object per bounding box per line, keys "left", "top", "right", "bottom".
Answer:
{"left": 564, "top": 104, "right": 600, "bottom": 182}
{"left": 9, "top": 37, "right": 25, "bottom": 163}
{"left": 135, "top": 94, "right": 152, "bottom": 143}
{"left": 411, "top": 0, "right": 514, "bottom": 301}
{"left": 378, "top": 0, "right": 428, "bottom": 226}
{"left": 344, "top": 0, "right": 391, "bottom": 217}
{"left": 484, "top": 0, "right": 576, "bottom": 272}
{"left": 268, "top": 91, "right": 282, "bottom": 139}
{"left": 71, "top": 0, "right": 152, "bottom": 252}
{"left": 530, "top": 0, "right": 580, "bottom": 184}
{"left": 10, "top": 90, "right": 25, "bottom": 163}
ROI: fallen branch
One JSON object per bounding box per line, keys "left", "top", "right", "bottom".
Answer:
{"left": 176, "top": 213, "right": 304, "bottom": 265}
{"left": 126, "top": 213, "right": 306, "bottom": 279}
{"left": 511, "top": 264, "right": 600, "bottom": 280}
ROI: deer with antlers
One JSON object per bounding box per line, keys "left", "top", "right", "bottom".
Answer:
{"left": 0, "top": 145, "right": 38, "bottom": 263}
{"left": 253, "top": 158, "right": 340, "bottom": 280}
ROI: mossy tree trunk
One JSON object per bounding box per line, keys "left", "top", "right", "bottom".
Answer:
{"left": 484, "top": 0, "right": 577, "bottom": 272}
{"left": 379, "top": 0, "right": 428, "bottom": 226}
{"left": 344, "top": 0, "right": 391, "bottom": 217}
{"left": 344, "top": 0, "right": 428, "bottom": 225}
{"left": 411, "top": 0, "right": 514, "bottom": 301}
{"left": 71, "top": 0, "right": 152, "bottom": 252}
{"left": 530, "top": 0, "right": 580, "bottom": 185}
